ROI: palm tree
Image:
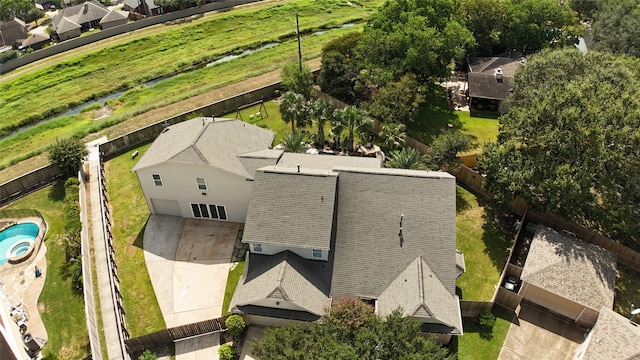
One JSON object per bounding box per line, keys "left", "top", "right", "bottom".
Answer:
{"left": 279, "top": 91, "right": 310, "bottom": 133}
{"left": 332, "top": 106, "right": 372, "bottom": 152}
{"left": 310, "top": 98, "right": 334, "bottom": 146}
{"left": 386, "top": 148, "right": 428, "bottom": 170}
{"left": 378, "top": 122, "right": 407, "bottom": 153}
{"left": 281, "top": 132, "right": 307, "bottom": 153}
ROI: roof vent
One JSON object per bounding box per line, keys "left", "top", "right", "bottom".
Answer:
{"left": 297, "top": 164, "right": 300, "bottom": 173}
{"left": 399, "top": 214, "right": 404, "bottom": 247}
{"left": 495, "top": 68, "right": 503, "bottom": 81}
{"left": 83, "top": 3, "right": 88, "bottom": 13}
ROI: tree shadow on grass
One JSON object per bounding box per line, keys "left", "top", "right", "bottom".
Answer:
{"left": 408, "top": 86, "right": 461, "bottom": 145}
{"left": 478, "top": 199, "right": 515, "bottom": 272}
{"left": 48, "top": 181, "right": 65, "bottom": 202}
{"left": 456, "top": 186, "right": 472, "bottom": 214}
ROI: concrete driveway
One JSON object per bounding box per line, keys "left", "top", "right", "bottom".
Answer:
{"left": 144, "top": 215, "right": 240, "bottom": 359}
{"left": 498, "top": 302, "right": 586, "bottom": 360}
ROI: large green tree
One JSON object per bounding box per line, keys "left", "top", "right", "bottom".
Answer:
{"left": 251, "top": 297, "right": 454, "bottom": 360}
{"left": 49, "top": 138, "right": 89, "bottom": 178}
{"left": 501, "top": 0, "right": 584, "bottom": 54}
{"left": 318, "top": 32, "right": 367, "bottom": 103}
{"left": 281, "top": 62, "right": 313, "bottom": 100}
{"left": 592, "top": 0, "right": 640, "bottom": 57}
{"left": 367, "top": 73, "right": 425, "bottom": 126}
{"left": 333, "top": 106, "right": 372, "bottom": 152}
{"left": 279, "top": 91, "right": 310, "bottom": 133}
{"left": 360, "top": 0, "right": 474, "bottom": 82}
{"left": 0, "top": 0, "right": 31, "bottom": 22}
{"left": 478, "top": 49, "right": 640, "bottom": 249}
{"left": 459, "top": 0, "right": 508, "bottom": 56}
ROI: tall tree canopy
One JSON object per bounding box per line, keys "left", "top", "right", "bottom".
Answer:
{"left": 251, "top": 297, "right": 454, "bottom": 360}
{"left": 0, "top": 0, "right": 32, "bottom": 22}
{"left": 360, "top": 0, "right": 474, "bottom": 82}
{"left": 49, "top": 138, "right": 89, "bottom": 178}
{"left": 479, "top": 49, "right": 640, "bottom": 249}
{"left": 592, "top": 0, "right": 640, "bottom": 57}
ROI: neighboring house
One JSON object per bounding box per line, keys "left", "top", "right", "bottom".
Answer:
{"left": 99, "top": 9, "right": 129, "bottom": 30}
{"left": 0, "top": 287, "right": 31, "bottom": 360}
{"left": 52, "top": 1, "right": 109, "bottom": 40}
{"left": 231, "top": 166, "right": 464, "bottom": 344}
{"left": 123, "top": 0, "right": 165, "bottom": 16}
{"left": 19, "top": 34, "right": 50, "bottom": 51}
{"left": 467, "top": 54, "right": 525, "bottom": 113}
{"left": 574, "top": 307, "right": 640, "bottom": 360}
{"left": 518, "top": 226, "right": 617, "bottom": 327}
{"left": 0, "top": 18, "right": 28, "bottom": 48}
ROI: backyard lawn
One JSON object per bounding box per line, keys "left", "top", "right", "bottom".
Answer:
{"left": 2, "top": 184, "right": 89, "bottom": 358}
{"left": 222, "top": 261, "right": 246, "bottom": 316}
{"left": 456, "top": 186, "right": 513, "bottom": 301}
{"left": 409, "top": 86, "right": 499, "bottom": 153}
{"left": 456, "top": 306, "right": 514, "bottom": 360}
{"left": 104, "top": 142, "right": 167, "bottom": 336}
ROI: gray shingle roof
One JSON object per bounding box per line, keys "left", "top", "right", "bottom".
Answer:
{"left": 377, "top": 256, "right": 462, "bottom": 334}
{"left": 243, "top": 168, "right": 338, "bottom": 250}
{"left": 53, "top": 1, "right": 109, "bottom": 28}
{"left": 123, "top": 0, "right": 159, "bottom": 10}
{"left": 21, "top": 33, "right": 49, "bottom": 47}
{"left": 230, "top": 251, "right": 331, "bottom": 316}
{"left": 132, "top": 117, "right": 275, "bottom": 178}
{"left": 579, "top": 307, "right": 640, "bottom": 360}
{"left": 277, "top": 153, "right": 381, "bottom": 170}
{"left": 521, "top": 226, "right": 617, "bottom": 311}
{"left": 467, "top": 56, "right": 525, "bottom": 100}
{"left": 99, "top": 9, "right": 128, "bottom": 24}
{"left": 0, "top": 18, "right": 27, "bottom": 46}
{"left": 54, "top": 17, "right": 81, "bottom": 33}
{"left": 237, "top": 149, "right": 282, "bottom": 176}
{"left": 330, "top": 167, "right": 460, "bottom": 332}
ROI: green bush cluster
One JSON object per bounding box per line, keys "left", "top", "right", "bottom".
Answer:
{"left": 62, "top": 178, "right": 83, "bottom": 293}
{"left": 218, "top": 344, "right": 236, "bottom": 360}
{"left": 138, "top": 349, "right": 158, "bottom": 360}
{"left": 478, "top": 311, "right": 496, "bottom": 333}
{"left": 225, "top": 314, "right": 246, "bottom": 337}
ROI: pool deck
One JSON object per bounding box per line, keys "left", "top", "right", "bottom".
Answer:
{"left": 0, "top": 216, "right": 49, "bottom": 351}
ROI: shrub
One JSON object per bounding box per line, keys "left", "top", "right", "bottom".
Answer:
{"left": 0, "top": 50, "right": 19, "bottom": 64}
{"left": 218, "top": 343, "right": 236, "bottom": 360}
{"left": 478, "top": 311, "right": 496, "bottom": 333}
{"left": 225, "top": 314, "right": 246, "bottom": 337}
{"left": 138, "top": 350, "right": 157, "bottom": 360}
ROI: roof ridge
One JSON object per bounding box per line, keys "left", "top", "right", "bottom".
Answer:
{"left": 417, "top": 255, "right": 425, "bottom": 305}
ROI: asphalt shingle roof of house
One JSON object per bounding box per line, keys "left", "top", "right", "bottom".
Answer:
{"left": 578, "top": 307, "right": 640, "bottom": 360}
{"left": 237, "top": 149, "right": 282, "bottom": 176}
{"left": 521, "top": 226, "right": 617, "bottom": 311}
{"left": 132, "top": 117, "right": 276, "bottom": 178}
{"left": 230, "top": 251, "right": 331, "bottom": 316}
{"left": 330, "top": 167, "right": 461, "bottom": 333}
{"left": 55, "top": 17, "right": 81, "bottom": 33}
{"left": 0, "top": 18, "right": 27, "bottom": 46}
{"left": 99, "top": 9, "right": 128, "bottom": 24}
{"left": 123, "top": 0, "right": 159, "bottom": 10}
{"left": 467, "top": 56, "right": 525, "bottom": 100}
{"left": 243, "top": 168, "right": 338, "bottom": 250}
{"left": 20, "top": 34, "right": 49, "bottom": 47}
{"left": 53, "top": 1, "right": 109, "bottom": 28}
{"left": 277, "top": 153, "right": 381, "bottom": 170}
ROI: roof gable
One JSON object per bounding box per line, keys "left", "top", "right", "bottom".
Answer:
{"left": 132, "top": 117, "right": 275, "bottom": 177}
{"left": 54, "top": 1, "right": 108, "bottom": 27}
{"left": 54, "top": 16, "right": 81, "bottom": 33}
{"left": 0, "top": 18, "right": 27, "bottom": 46}
{"left": 21, "top": 33, "right": 49, "bottom": 47}
{"left": 230, "top": 252, "right": 330, "bottom": 315}
{"left": 521, "top": 226, "right": 617, "bottom": 310}
{"left": 100, "top": 9, "right": 128, "bottom": 23}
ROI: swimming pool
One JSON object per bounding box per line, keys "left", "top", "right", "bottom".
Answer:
{"left": 0, "top": 222, "right": 39, "bottom": 266}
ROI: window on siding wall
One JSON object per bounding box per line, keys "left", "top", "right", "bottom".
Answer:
{"left": 196, "top": 177, "right": 207, "bottom": 191}
{"left": 254, "top": 243, "right": 263, "bottom": 252}
{"left": 313, "top": 249, "right": 322, "bottom": 258}
{"left": 190, "top": 203, "right": 228, "bottom": 220}
{"left": 152, "top": 174, "right": 163, "bottom": 187}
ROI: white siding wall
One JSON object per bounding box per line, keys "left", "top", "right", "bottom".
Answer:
{"left": 136, "top": 163, "right": 254, "bottom": 223}
{"left": 249, "top": 242, "right": 328, "bottom": 261}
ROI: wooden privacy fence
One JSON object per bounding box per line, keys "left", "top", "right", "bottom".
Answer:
{"left": 0, "top": 165, "right": 62, "bottom": 204}
{"left": 125, "top": 316, "right": 227, "bottom": 354}
{"left": 459, "top": 300, "right": 493, "bottom": 317}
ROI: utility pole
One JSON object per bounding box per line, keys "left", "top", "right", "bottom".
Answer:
{"left": 296, "top": 12, "right": 302, "bottom": 72}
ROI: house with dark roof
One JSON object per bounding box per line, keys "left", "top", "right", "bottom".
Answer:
{"left": 52, "top": 1, "right": 109, "bottom": 40}
{"left": 517, "top": 226, "right": 617, "bottom": 327}
{"left": 574, "top": 307, "right": 640, "bottom": 360}
{"left": 19, "top": 34, "right": 50, "bottom": 51}
{"left": 467, "top": 55, "right": 525, "bottom": 113}
{"left": 231, "top": 166, "right": 464, "bottom": 343}
{"left": 99, "top": 9, "right": 129, "bottom": 30}
{"left": 123, "top": 0, "right": 165, "bottom": 16}
{"left": 0, "top": 18, "right": 27, "bottom": 47}
{"left": 134, "top": 116, "right": 464, "bottom": 343}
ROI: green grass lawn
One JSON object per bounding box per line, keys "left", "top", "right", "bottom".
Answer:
{"left": 456, "top": 186, "right": 513, "bottom": 301}
{"left": 2, "top": 184, "right": 89, "bottom": 358}
{"left": 614, "top": 265, "right": 640, "bottom": 317}
{"left": 104, "top": 142, "right": 166, "bottom": 336}
{"left": 222, "top": 261, "right": 245, "bottom": 316}
{"left": 409, "top": 86, "right": 499, "bottom": 153}
{"left": 455, "top": 306, "right": 514, "bottom": 360}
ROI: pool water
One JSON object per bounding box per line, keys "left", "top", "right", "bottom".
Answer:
{"left": 0, "top": 222, "right": 39, "bottom": 265}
